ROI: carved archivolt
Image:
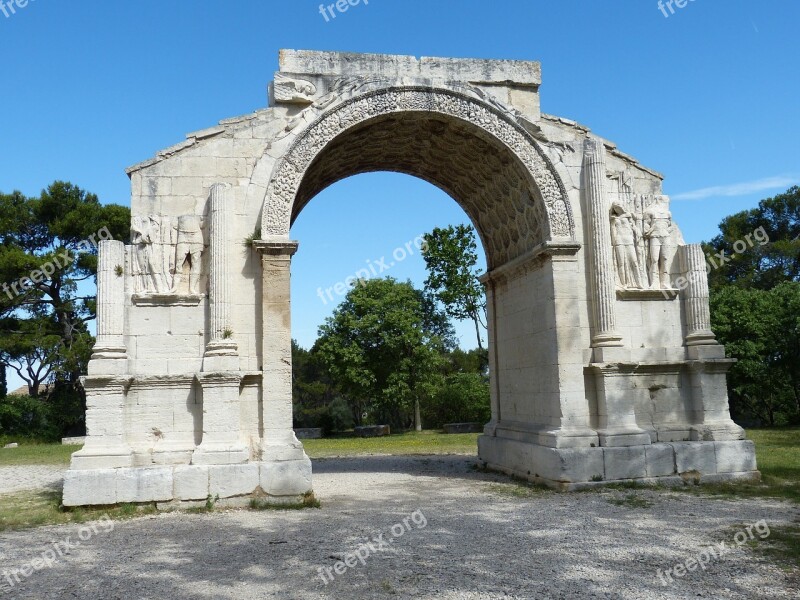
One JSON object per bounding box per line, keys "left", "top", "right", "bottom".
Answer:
{"left": 260, "top": 87, "right": 575, "bottom": 266}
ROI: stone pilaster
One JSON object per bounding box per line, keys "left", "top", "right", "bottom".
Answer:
{"left": 191, "top": 372, "right": 248, "bottom": 465}
{"left": 204, "top": 183, "right": 238, "bottom": 371}
{"left": 583, "top": 138, "right": 623, "bottom": 348}
{"left": 88, "top": 240, "right": 127, "bottom": 376}
{"left": 254, "top": 238, "right": 308, "bottom": 462}
{"left": 679, "top": 244, "right": 717, "bottom": 346}
{"left": 479, "top": 274, "right": 500, "bottom": 436}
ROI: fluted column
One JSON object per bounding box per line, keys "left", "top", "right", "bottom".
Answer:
{"left": 205, "top": 183, "right": 238, "bottom": 365}
{"left": 584, "top": 138, "right": 623, "bottom": 348}
{"left": 679, "top": 244, "right": 717, "bottom": 346}
{"left": 89, "top": 240, "right": 127, "bottom": 372}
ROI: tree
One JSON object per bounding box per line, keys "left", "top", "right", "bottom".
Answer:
{"left": 0, "top": 182, "right": 130, "bottom": 430}
{"left": 421, "top": 372, "right": 491, "bottom": 429}
{"left": 710, "top": 283, "right": 800, "bottom": 425}
{"left": 704, "top": 185, "right": 800, "bottom": 291}
{"left": 704, "top": 186, "right": 800, "bottom": 426}
{"left": 422, "top": 225, "right": 487, "bottom": 353}
{"left": 314, "top": 278, "right": 452, "bottom": 430}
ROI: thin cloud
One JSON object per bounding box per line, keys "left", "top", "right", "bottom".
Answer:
{"left": 672, "top": 176, "right": 800, "bottom": 201}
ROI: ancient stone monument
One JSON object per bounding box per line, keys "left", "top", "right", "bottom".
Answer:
{"left": 63, "top": 50, "right": 758, "bottom": 506}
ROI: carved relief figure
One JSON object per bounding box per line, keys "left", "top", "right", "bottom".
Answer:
{"left": 131, "top": 216, "right": 170, "bottom": 294}
{"left": 643, "top": 195, "right": 676, "bottom": 289}
{"left": 172, "top": 215, "right": 206, "bottom": 295}
{"left": 273, "top": 73, "right": 318, "bottom": 104}
{"left": 610, "top": 202, "right": 645, "bottom": 289}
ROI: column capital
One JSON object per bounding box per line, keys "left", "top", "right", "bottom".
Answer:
{"left": 253, "top": 237, "right": 299, "bottom": 257}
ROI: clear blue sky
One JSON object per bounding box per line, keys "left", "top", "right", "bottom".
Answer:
{"left": 1, "top": 1, "right": 798, "bottom": 388}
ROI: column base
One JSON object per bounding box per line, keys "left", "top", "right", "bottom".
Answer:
{"left": 690, "top": 422, "right": 746, "bottom": 441}
{"left": 686, "top": 331, "right": 718, "bottom": 346}
{"left": 191, "top": 445, "right": 249, "bottom": 465}
{"left": 70, "top": 447, "right": 134, "bottom": 470}
{"left": 597, "top": 428, "right": 653, "bottom": 447}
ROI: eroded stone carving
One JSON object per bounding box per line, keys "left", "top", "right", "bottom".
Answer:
{"left": 172, "top": 215, "right": 206, "bottom": 295}
{"left": 644, "top": 195, "right": 677, "bottom": 290}
{"left": 273, "top": 74, "right": 318, "bottom": 104}
{"left": 131, "top": 216, "right": 170, "bottom": 295}
{"left": 130, "top": 214, "right": 206, "bottom": 296}
{"left": 610, "top": 202, "right": 645, "bottom": 290}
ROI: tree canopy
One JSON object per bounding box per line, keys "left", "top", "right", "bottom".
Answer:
{"left": 0, "top": 182, "right": 129, "bottom": 437}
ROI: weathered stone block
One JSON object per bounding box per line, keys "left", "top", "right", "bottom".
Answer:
{"left": 260, "top": 459, "right": 313, "bottom": 496}
{"left": 603, "top": 446, "right": 647, "bottom": 481}
{"left": 714, "top": 440, "right": 757, "bottom": 473}
{"left": 116, "top": 467, "right": 173, "bottom": 503}
{"left": 671, "top": 442, "right": 717, "bottom": 475}
{"left": 645, "top": 444, "right": 676, "bottom": 477}
{"left": 62, "top": 469, "right": 118, "bottom": 506}
{"left": 174, "top": 465, "right": 210, "bottom": 500}
{"left": 209, "top": 464, "right": 259, "bottom": 498}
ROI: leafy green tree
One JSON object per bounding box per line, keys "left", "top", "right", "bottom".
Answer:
{"left": 314, "top": 278, "right": 452, "bottom": 430}
{"left": 422, "top": 225, "right": 487, "bottom": 353}
{"left": 0, "top": 182, "right": 130, "bottom": 432}
{"left": 704, "top": 186, "right": 800, "bottom": 291}
{"left": 710, "top": 282, "right": 800, "bottom": 425}
{"left": 705, "top": 186, "right": 800, "bottom": 426}
{"left": 421, "top": 372, "right": 491, "bottom": 429}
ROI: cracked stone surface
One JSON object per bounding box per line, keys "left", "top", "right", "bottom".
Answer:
{"left": 1, "top": 456, "right": 797, "bottom": 599}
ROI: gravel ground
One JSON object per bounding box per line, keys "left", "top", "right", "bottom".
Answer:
{"left": 0, "top": 455, "right": 798, "bottom": 599}
{"left": 0, "top": 466, "right": 65, "bottom": 494}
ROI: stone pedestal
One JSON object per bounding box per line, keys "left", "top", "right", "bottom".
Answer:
{"left": 70, "top": 376, "right": 133, "bottom": 469}
{"left": 191, "top": 372, "right": 249, "bottom": 465}
{"left": 591, "top": 365, "right": 652, "bottom": 447}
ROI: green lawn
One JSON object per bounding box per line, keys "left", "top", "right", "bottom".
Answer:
{"left": 303, "top": 430, "right": 480, "bottom": 458}
{"left": 0, "top": 440, "right": 77, "bottom": 466}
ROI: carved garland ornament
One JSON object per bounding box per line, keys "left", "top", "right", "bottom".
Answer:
{"left": 262, "top": 87, "right": 575, "bottom": 241}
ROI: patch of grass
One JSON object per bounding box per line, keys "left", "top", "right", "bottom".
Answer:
{"left": 679, "top": 428, "right": 800, "bottom": 504}
{"left": 0, "top": 441, "right": 77, "bottom": 466}
{"left": 0, "top": 490, "right": 157, "bottom": 532}
{"left": 249, "top": 492, "right": 320, "bottom": 511}
{"left": 607, "top": 493, "right": 654, "bottom": 509}
{"left": 303, "top": 430, "right": 480, "bottom": 458}
{"left": 486, "top": 476, "right": 552, "bottom": 499}
{"left": 756, "top": 522, "right": 800, "bottom": 572}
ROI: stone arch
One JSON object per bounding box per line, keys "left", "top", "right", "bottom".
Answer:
{"left": 258, "top": 87, "right": 575, "bottom": 269}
